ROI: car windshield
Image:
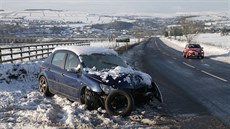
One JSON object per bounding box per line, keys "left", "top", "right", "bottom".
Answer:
{"left": 81, "top": 54, "right": 128, "bottom": 71}
{"left": 188, "top": 44, "right": 201, "bottom": 48}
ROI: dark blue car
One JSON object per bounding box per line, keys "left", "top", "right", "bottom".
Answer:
{"left": 38, "top": 46, "right": 162, "bottom": 116}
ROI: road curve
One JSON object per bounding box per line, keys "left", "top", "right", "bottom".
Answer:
{"left": 132, "top": 37, "right": 230, "bottom": 127}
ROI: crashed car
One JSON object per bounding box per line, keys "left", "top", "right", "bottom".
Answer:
{"left": 183, "top": 44, "right": 204, "bottom": 59}
{"left": 38, "top": 46, "right": 162, "bottom": 116}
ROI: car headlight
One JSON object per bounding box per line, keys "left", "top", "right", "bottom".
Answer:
{"left": 100, "top": 84, "right": 114, "bottom": 94}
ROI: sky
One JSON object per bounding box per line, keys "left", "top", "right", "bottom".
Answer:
{"left": 0, "top": 0, "right": 229, "bottom": 14}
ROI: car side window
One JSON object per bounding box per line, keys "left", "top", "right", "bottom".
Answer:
{"left": 51, "top": 52, "right": 66, "bottom": 69}
{"left": 65, "top": 53, "right": 80, "bottom": 70}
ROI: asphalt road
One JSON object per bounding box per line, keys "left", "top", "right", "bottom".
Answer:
{"left": 132, "top": 37, "right": 230, "bottom": 127}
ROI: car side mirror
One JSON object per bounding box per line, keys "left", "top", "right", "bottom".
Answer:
{"left": 68, "top": 64, "right": 82, "bottom": 76}
{"left": 201, "top": 47, "right": 203, "bottom": 50}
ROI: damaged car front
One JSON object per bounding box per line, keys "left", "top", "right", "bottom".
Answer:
{"left": 80, "top": 53, "right": 162, "bottom": 116}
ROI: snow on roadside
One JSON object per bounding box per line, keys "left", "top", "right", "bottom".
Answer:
{"left": 193, "top": 33, "right": 230, "bottom": 48}
{"left": 0, "top": 62, "right": 41, "bottom": 109}
{"left": 160, "top": 37, "right": 230, "bottom": 64}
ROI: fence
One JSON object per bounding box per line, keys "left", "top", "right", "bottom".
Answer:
{"left": 0, "top": 41, "right": 90, "bottom": 64}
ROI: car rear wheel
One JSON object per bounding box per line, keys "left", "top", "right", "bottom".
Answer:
{"left": 39, "top": 76, "right": 53, "bottom": 97}
{"left": 105, "top": 90, "right": 134, "bottom": 116}
{"left": 186, "top": 54, "right": 189, "bottom": 59}
{"left": 183, "top": 54, "right": 186, "bottom": 58}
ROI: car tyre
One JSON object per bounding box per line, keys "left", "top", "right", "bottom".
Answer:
{"left": 84, "top": 88, "right": 99, "bottom": 110}
{"left": 186, "top": 54, "right": 189, "bottom": 59}
{"left": 105, "top": 90, "right": 134, "bottom": 116}
{"left": 39, "top": 76, "right": 53, "bottom": 97}
{"left": 183, "top": 54, "right": 186, "bottom": 58}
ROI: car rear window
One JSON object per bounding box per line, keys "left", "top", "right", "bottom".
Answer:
{"left": 188, "top": 44, "right": 201, "bottom": 48}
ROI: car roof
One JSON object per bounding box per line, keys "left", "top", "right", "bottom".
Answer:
{"left": 187, "top": 44, "right": 201, "bottom": 47}
{"left": 53, "top": 46, "right": 118, "bottom": 56}
{"left": 187, "top": 43, "right": 200, "bottom": 45}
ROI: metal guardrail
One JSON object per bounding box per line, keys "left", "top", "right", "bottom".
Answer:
{"left": 0, "top": 42, "right": 90, "bottom": 64}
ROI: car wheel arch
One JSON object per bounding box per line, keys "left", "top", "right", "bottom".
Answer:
{"left": 38, "top": 75, "right": 54, "bottom": 97}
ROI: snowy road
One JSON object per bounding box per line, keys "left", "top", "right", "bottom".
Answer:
{"left": 138, "top": 37, "right": 230, "bottom": 127}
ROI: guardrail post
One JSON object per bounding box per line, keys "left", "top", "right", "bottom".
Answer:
{"left": 42, "top": 45, "right": 44, "bottom": 58}
{"left": 36, "top": 45, "right": 38, "bottom": 60}
{"left": 0, "top": 47, "right": 2, "bottom": 63}
{"left": 20, "top": 47, "right": 23, "bottom": 63}
{"left": 10, "top": 48, "right": 13, "bottom": 63}
{"left": 28, "top": 46, "right": 31, "bottom": 61}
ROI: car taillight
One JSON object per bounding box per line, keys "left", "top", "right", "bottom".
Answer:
{"left": 188, "top": 50, "right": 193, "bottom": 53}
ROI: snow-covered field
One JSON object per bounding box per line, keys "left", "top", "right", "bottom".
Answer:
{"left": 0, "top": 10, "right": 136, "bottom": 28}
{"left": 193, "top": 33, "right": 230, "bottom": 48}
{"left": 161, "top": 33, "right": 230, "bottom": 64}
{"left": 173, "top": 33, "right": 230, "bottom": 48}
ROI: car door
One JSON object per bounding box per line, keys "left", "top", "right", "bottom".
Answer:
{"left": 59, "top": 52, "right": 83, "bottom": 100}
{"left": 50, "top": 51, "right": 67, "bottom": 93}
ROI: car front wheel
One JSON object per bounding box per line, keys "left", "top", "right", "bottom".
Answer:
{"left": 39, "top": 76, "right": 53, "bottom": 97}
{"left": 105, "top": 90, "right": 134, "bottom": 116}
{"left": 84, "top": 88, "right": 99, "bottom": 110}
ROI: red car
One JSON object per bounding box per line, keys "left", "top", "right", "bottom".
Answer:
{"left": 183, "top": 44, "right": 204, "bottom": 59}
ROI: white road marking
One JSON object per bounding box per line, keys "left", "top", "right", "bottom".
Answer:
{"left": 201, "top": 70, "right": 228, "bottom": 82}
{"left": 183, "top": 62, "right": 195, "bottom": 69}
{"left": 203, "top": 64, "right": 210, "bottom": 67}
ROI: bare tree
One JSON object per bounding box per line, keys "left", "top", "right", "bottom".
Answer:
{"left": 180, "top": 17, "right": 201, "bottom": 43}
